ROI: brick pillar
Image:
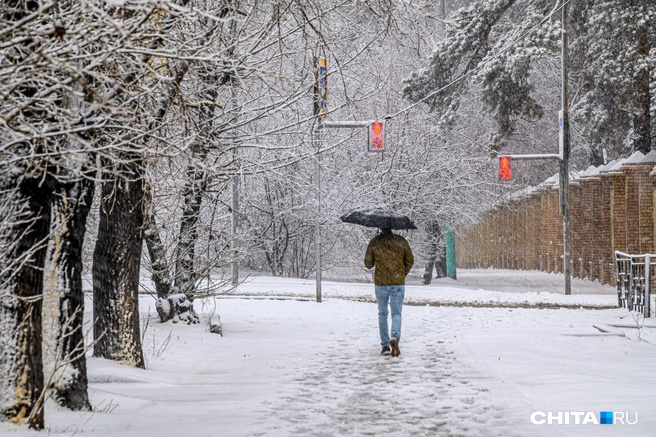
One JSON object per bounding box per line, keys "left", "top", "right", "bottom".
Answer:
{"left": 598, "top": 173, "right": 615, "bottom": 284}
{"left": 456, "top": 233, "right": 462, "bottom": 267}
{"left": 515, "top": 202, "right": 522, "bottom": 270}
{"left": 457, "top": 226, "right": 466, "bottom": 268}
{"left": 631, "top": 163, "right": 653, "bottom": 253}
{"left": 535, "top": 191, "right": 546, "bottom": 271}
{"left": 468, "top": 224, "right": 475, "bottom": 268}
{"left": 507, "top": 205, "right": 512, "bottom": 268}
{"left": 534, "top": 194, "right": 542, "bottom": 270}
{"left": 479, "top": 221, "right": 483, "bottom": 268}
{"left": 480, "top": 216, "right": 487, "bottom": 268}
{"left": 497, "top": 209, "right": 502, "bottom": 268}
{"left": 569, "top": 182, "right": 583, "bottom": 278}
{"left": 580, "top": 177, "right": 602, "bottom": 281}
{"left": 507, "top": 205, "right": 513, "bottom": 269}
{"left": 526, "top": 195, "right": 537, "bottom": 270}
{"left": 525, "top": 197, "right": 532, "bottom": 270}
{"left": 591, "top": 178, "right": 603, "bottom": 281}
{"left": 523, "top": 199, "right": 529, "bottom": 269}
{"left": 581, "top": 177, "right": 597, "bottom": 279}
{"left": 539, "top": 188, "right": 552, "bottom": 272}
{"left": 494, "top": 209, "right": 501, "bottom": 268}
{"left": 623, "top": 165, "right": 643, "bottom": 254}
{"left": 610, "top": 172, "right": 628, "bottom": 253}
{"left": 487, "top": 214, "right": 493, "bottom": 267}
{"left": 651, "top": 170, "right": 656, "bottom": 255}
{"left": 511, "top": 202, "right": 519, "bottom": 270}
{"left": 503, "top": 206, "right": 510, "bottom": 269}
{"left": 549, "top": 186, "right": 562, "bottom": 273}
{"left": 481, "top": 215, "right": 488, "bottom": 268}
{"left": 497, "top": 208, "right": 504, "bottom": 268}
{"left": 543, "top": 189, "right": 551, "bottom": 272}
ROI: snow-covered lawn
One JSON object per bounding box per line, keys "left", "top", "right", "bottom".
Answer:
{"left": 227, "top": 270, "right": 618, "bottom": 309}
{"left": 4, "top": 272, "right": 655, "bottom": 437}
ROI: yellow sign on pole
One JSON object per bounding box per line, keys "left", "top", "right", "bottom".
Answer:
{"left": 318, "top": 57, "right": 328, "bottom": 118}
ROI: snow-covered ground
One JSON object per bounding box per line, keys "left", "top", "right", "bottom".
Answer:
{"left": 226, "top": 268, "right": 618, "bottom": 309}
{"left": 4, "top": 270, "right": 655, "bottom": 437}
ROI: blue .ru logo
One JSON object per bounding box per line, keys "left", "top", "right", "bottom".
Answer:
{"left": 600, "top": 412, "right": 613, "bottom": 425}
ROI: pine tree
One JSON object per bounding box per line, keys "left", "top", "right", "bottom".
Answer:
{"left": 403, "top": 0, "right": 655, "bottom": 163}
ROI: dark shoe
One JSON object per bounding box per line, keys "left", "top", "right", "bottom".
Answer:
{"left": 390, "top": 337, "right": 401, "bottom": 357}
{"left": 381, "top": 346, "right": 391, "bottom": 356}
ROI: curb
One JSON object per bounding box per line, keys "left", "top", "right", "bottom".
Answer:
{"left": 216, "top": 294, "right": 619, "bottom": 311}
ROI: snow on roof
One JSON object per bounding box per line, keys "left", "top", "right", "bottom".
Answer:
{"left": 499, "top": 152, "right": 656, "bottom": 207}
{"left": 597, "top": 159, "right": 617, "bottom": 173}
{"left": 540, "top": 173, "right": 559, "bottom": 186}
{"left": 509, "top": 185, "right": 540, "bottom": 199}
{"left": 622, "top": 150, "right": 645, "bottom": 165}
{"left": 639, "top": 150, "right": 656, "bottom": 163}
{"left": 569, "top": 170, "right": 581, "bottom": 181}
{"left": 500, "top": 153, "right": 652, "bottom": 205}
{"left": 578, "top": 164, "right": 602, "bottom": 178}
{"left": 581, "top": 165, "right": 596, "bottom": 176}
{"left": 608, "top": 158, "right": 628, "bottom": 171}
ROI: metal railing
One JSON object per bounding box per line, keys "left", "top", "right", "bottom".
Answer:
{"left": 615, "top": 251, "right": 654, "bottom": 317}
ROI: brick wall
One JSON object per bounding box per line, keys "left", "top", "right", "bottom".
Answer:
{"left": 456, "top": 152, "right": 656, "bottom": 285}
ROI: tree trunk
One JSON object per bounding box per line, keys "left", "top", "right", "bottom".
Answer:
{"left": 140, "top": 61, "right": 191, "bottom": 322}
{"left": 144, "top": 201, "right": 199, "bottom": 324}
{"left": 174, "top": 87, "right": 216, "bottom": 300}
{"left": 92, "top": 159, "right": 145, "bottom": 368}
{"left": 423, "top": 221, "right": 446, "bottom": 284}
{"left": 174, "top": 155, "right": 206, "bottom": 299}
{"left": 144, "top": 213, "right": 173, "bottom": 300}
{"left": 0, "top": 178, "right": 50, "bottom": 430}
{"left": 435, "top": 244, "right": 448, "bottom": 278}
{"left": 42, "top": 176, "right": 94, "bottom": 411}
{"left": 143, "top": 185, "right": 173, "bottom": 301}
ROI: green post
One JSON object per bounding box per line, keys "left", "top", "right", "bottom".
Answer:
{"left": 446, "top": 225, "right": 457, "bottom": 280}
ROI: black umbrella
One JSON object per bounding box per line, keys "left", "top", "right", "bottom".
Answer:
{"left": 340, "top": 208, "right": 417, "bottom": 230}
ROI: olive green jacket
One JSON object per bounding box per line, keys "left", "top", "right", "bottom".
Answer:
{"left": 364, "top": 231, "right": 414, "bottom": 286}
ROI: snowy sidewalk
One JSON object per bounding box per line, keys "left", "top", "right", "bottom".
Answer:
{"left": 226, "top": 269, "right": 619, "bottom": 310}
{"left": 8, "top": 291, "right": 655, "bottom": 437}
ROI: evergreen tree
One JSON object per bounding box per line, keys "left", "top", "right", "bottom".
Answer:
{"left": 403, "top": 0, "right": 655, "bottom": 164}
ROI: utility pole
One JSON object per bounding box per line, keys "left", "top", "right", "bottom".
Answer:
{"left": 495, "top": 0, "right": 571, "bottom": 296}
{"left": 560, "top": 0, "right": 571, "bottom": 295}
{"left": 231, "top": 165, "right": 239, "bottom": 286}
{"left": 314, "top": 120, "right": 379, "bottom": 302}
{"left": 231, "top": 92, "right": 239, "bottom": 287}
{"left": 314, "top": 56, "right": 326, "bottom": 303}
{"left": 229, "top": 17, "right": 240, "bottom": 287}
{"left": 314, "top": 121, "right": 323, "bottom": 303}
{"left": 311, "top": 56, "right": 385, "bottom": 302}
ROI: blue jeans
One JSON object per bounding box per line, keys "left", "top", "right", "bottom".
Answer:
{"left": 375, "top": 285, "right": 405, "bottom": 347}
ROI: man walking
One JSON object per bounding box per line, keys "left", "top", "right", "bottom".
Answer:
{"left": 364, "top": 228, "right": 414, "bottom": 357}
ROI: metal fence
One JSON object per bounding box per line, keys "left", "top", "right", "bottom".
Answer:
{"left": 615, "top": 251, "right": 654, "bottom": 317}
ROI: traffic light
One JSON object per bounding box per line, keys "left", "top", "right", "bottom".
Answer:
{"left": 499, "top": 156, "right": 512, "bottom": 181}
{"left": 368, "top": 120, "right": 385, "bottom": 152}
